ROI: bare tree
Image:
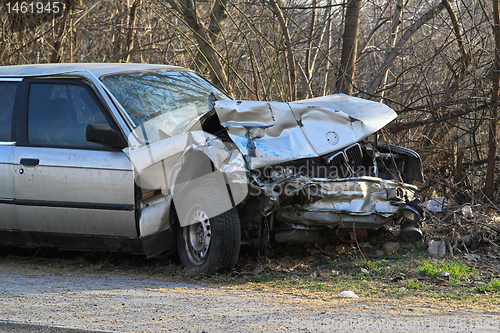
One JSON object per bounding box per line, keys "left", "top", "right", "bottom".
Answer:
{"left": 336, "top": 0, "right": 361, "bottom": 95}
{"left": 377, "top": 0, "right": 402, "bottom": 101}
{"left": 49, "top": 1, "right": 73, "bottom": 63}
{"left": 124, "top": 0, "right": 142, "bottom": 63}
{"left": 485, "top": 0, "right": 500, "bottom": 196}
{"left": 160, "top": 0, "right": 230, "bottom": 92}
{"left": 365, "top": 1, "right": 445, "bottom": 98}
{"left": 270, "top": 0, "right": 297, "bottom": 100}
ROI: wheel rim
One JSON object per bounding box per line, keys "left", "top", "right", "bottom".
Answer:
{"left": 183, "top": 207, "right": 211, "bottom": 265}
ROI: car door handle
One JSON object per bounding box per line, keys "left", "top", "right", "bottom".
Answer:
{"left": 20, "top": 158, "right": 40, "bottom": 166}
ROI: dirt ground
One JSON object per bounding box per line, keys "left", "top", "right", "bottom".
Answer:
{"left": 2, "top": 207, "right": 500, "bottom": 333}
{"left": 0, "top": 256, "right": 499, "bottom": 333}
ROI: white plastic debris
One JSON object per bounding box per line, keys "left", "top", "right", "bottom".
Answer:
{"left": 428, "top": 240, "right": 446, "bottom": 258}
{"left": 422, "top": 197, "right": 447, "bottom": 212}
{"left": 338, "top": 291, "right": 359, "bottom": 298}
{"left": 462, "top": 205, "right": 473, "bottom": 218}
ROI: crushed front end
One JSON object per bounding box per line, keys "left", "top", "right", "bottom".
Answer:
{"left": 248, "top": 141, "right": 424, "bottom": 244}
{"left": 214, "top": 94, "right": 425, "bottom": 245}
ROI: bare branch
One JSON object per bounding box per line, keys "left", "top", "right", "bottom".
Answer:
{"left": 365, "top": 1, "right": 446, "bottom": 98}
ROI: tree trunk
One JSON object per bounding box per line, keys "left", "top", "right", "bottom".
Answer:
{"left": 304, "top": 0, "right": 316, "bottom": 98}
{"left": 378, "top": 0, "right": 402, "bottom": 101}
{"left": 192, "top": 0, "right": 228, "bottom": 81}
{"left": 165, "top": 0, "right": 230, "bottom": 93}
{"left": 208, "top": 0, "right": 228, "bottom": 43}
{"left": 335, "top": 0, "right": 361, "bottom": 95}
{"left": 322, "top": 0, "right": 334, "bottom": 96}
{"left": 485, "top": 0, "right": 500, "bottom": 197}
{"left": 125, "top": 0, "right": 142, "bottom": 62}
{"left": 270, "top": 0, "right": 296, "bottom": 101}
{"left": 49, "top": 2, "right": 71, "bottom": 63}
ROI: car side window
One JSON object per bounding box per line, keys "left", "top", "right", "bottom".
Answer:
{"left": 28, "top": 82, "right": 111, "bottom": 147}
{"left": 0, "top": 81, "right": 19, "bottom": 142}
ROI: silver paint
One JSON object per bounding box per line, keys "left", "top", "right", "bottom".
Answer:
{"left": 215, "top": 94, "right": 397, "bottom": 169}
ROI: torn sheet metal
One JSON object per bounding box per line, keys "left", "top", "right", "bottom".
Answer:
{"left": 123, "top": 131, "right": 248, "bottom": 227}
{"left": 139, "top": 195, "right": 171, "bottom": 236}
{"left": 123, "top": 131, "right": 244, "bottom": 189}
{"left": 123, "top": 131, "right": 208, "bottom": 192}
{"left": 271, "top": 177, "right": 417, "bottom": 229}
{"left": 214, "top": 94, "right": 397, "bottom": 169}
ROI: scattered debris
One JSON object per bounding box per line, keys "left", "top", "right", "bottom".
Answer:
{"left": 438, "top": 271, "right": 450, "bottom": 278}
{"left": 336, "top": 228, "right": 369, "bottom": 244}
{"left": 338, "top": 291, "right": 359, "bottom": 298}
{"left": 422, "top": 197, "right": 448, "bottom": 212}
{"left": 382, "top": 242, "right": 400, "bottom": 256}
{"left": 428, "top": 240, "right": 446, "bottom": 258}
{"left": 400, "top": 224, "right": 424, "bottom": 242}
{"left": 423, "top": 200, "right": 500, "bottom": 255}
{"left": 462, "top": 205, "right": 474, "bottom": 219}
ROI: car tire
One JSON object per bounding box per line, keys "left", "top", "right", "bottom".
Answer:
{"left": 176, "top": 187, "right": 241, "bottom": 274}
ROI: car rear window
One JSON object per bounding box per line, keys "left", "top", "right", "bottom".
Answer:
{"left": 0, "top": 81, "right": 19, "bottom": 142}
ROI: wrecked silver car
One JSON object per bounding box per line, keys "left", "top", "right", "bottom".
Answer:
{"left": 0, "top": 64, "right": 423, "bottom": 274}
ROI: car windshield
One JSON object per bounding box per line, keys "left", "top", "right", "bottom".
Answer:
{"left": 101, "top": 70, "right": 230, "bottom": 143}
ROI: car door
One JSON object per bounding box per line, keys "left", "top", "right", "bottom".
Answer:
{"left": 0, "top": 78, "right": 21, "bottom": 231}
{"left": 14, "top": 78, "right": 137, "bottom": 237}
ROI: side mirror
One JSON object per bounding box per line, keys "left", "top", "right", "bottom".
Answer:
{"left": 86, "top": 123, "right": 127, "bottom": 149}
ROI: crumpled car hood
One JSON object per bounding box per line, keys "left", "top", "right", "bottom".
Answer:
{"left": 214, "top": 94, "right": 397, "bottom": 169}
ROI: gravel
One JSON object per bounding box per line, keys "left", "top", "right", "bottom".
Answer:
{"left": 0, "top": 262, "right": 499, "bottom": 332}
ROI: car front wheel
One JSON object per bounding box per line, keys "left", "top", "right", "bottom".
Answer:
{"left": 176, "top": 187, "right": 241, "bottom": 274}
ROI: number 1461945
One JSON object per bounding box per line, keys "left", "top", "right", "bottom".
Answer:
{"left": 5, "top": 2, "right": 60, "bottom": 14}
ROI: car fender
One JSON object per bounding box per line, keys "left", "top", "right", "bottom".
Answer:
{"left": 124, "top": 131, "right": 248, "bottom": 230}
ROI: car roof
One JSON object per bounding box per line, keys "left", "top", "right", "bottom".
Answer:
{"left": 0, "top": 63, "right": 186, "bottom": 78}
